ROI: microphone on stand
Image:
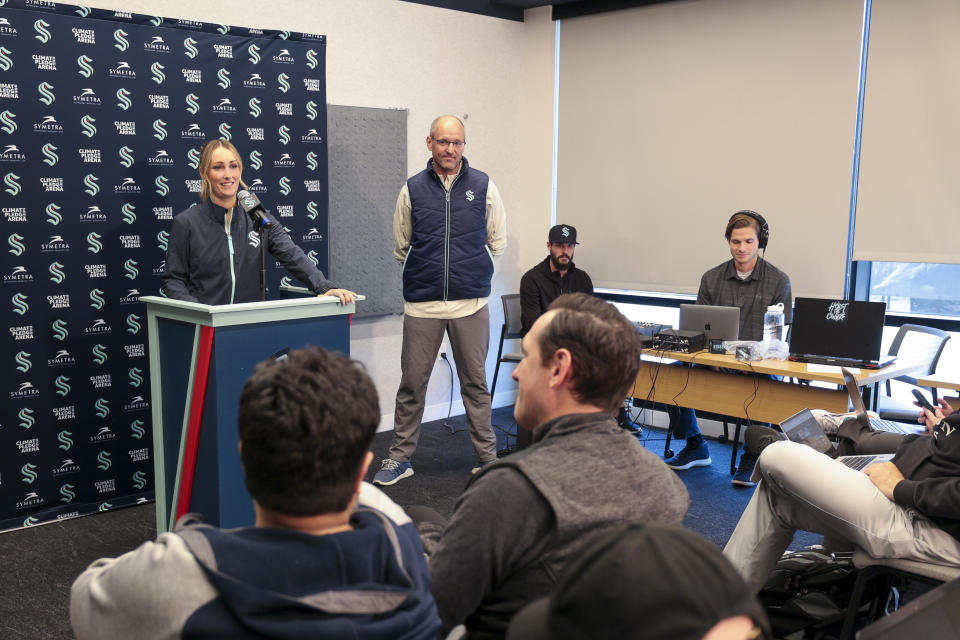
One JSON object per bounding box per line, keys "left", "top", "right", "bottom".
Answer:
{"left": 237, "top": 190, "right": 272, "bottom": 228}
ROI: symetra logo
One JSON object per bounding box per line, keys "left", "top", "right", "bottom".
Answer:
{"left": 48, "top": 349, "right": 74, "bottom": 367}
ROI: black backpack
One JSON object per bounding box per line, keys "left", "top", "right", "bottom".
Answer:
{"left": 758, "top": 549, "right": 872, "bottom": 639}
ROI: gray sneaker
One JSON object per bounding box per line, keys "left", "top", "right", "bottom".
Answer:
{"left": 372, "top": 459, "right": 414, "bottom": 486}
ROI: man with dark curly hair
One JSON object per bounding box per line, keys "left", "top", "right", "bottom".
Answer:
{"left": 71, "top": 346, "right": 440, "bottom": 639}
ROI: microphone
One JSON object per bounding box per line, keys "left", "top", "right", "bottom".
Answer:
{"left": 237, "top": 190, "right": 272, "bottom": 228}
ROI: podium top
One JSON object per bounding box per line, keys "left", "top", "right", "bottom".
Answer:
{"left": 140, "top": 294, "right": 364, "bottom": 328}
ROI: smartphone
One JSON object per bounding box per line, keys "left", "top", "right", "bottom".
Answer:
{"left": 912, "top": 388, "right": 937, "bottom": 413}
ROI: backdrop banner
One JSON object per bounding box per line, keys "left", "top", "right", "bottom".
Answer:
{"left": 0, "top": 0, "right": 328, "bottom": 532}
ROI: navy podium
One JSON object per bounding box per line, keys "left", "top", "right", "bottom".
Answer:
{"left": 142, "top": 294, "right": 358, "bottom": 533}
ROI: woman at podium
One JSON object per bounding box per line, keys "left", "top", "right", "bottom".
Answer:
{"left": 163, "top": 139, "right": 356, "bottom": 305}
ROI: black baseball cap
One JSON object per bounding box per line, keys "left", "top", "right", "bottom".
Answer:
{"left": 548, "top": 224, "right": 579, "bottom": 244}
{"left": 507, "top": 522, "right": 769, "bottom": 640}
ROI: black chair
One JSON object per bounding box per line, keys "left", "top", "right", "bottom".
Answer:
{"left": 838, "top": 549, "right": 960, "bottom": 638}
{"left": 875, "top": 324, "right": 950, "bottom": 419}
{"left": 489, "top": 294, "right": 523, "bottom": 398}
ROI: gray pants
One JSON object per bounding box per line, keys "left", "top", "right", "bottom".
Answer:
{"left": 389, "top": 306, "right": 497, "bottom": 464}
{"left": 723, "top": 440, "right": 960, "bottom": 591}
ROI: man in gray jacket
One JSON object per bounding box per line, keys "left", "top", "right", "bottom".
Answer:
{"left": 419, "top": 293, "right": 690, "bottom": 638}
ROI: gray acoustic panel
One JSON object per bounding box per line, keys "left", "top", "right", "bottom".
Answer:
{"left": 328, "top": 105, "right": 407, "bottom": 317}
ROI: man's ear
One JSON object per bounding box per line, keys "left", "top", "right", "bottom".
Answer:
{"left": 549, "top": 348, "right": 574, "bottom": 389}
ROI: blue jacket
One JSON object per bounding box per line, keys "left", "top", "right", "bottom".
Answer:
{"left": 402, "top": 157, "right": 494, "bottom": 302}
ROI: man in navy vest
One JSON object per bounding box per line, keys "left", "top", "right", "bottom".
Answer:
{"left": 374, "top": 115, "right": 507, "bottom": 486}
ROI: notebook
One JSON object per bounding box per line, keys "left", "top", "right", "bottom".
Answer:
{"left": 678, "top": 304, "right": 739, "bottom": 343}
{"left": 779, "top": 408, "right": 894, "bottom": 470}
{"left": 841, "top": 368, "right": 925, "bottom": 435}
{"left": 788, "top": 298, "right": 895, "bottom": 369}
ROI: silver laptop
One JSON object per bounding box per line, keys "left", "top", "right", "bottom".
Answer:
{"left": 779, "top": 408, "right": 894, "bottom": 471}
{"left": 679, "top": 304, "right": 739, "bottom": 343}
{"left": 840, "top": 368, "right": 925, "bottom": 435}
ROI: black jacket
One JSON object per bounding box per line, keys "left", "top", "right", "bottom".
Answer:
{"left": 892, "top": 412, "right": 960, "bottom": 541}
{"left": 164, "top": 199, "right": 336, "bottom": 305}
{"left": 519, "top": 257, "right": 593, "bottom": 335}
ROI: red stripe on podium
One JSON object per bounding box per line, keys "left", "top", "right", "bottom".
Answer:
{"left": 175, "top": 325, "right": 215, "bottom": 521}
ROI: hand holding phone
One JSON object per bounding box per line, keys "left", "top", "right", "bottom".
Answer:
{"left": 912, "top": 388, "right": 937, "bottom": 413}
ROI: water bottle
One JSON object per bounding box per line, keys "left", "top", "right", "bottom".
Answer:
{"left": 763, "top": 303, "right": 785, "bottom": 342}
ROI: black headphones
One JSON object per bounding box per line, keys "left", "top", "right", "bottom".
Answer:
{"left": 730, "top": 210, "right": 769, "bottom": 250}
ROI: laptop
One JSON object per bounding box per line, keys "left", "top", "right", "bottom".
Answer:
{"left": 779, "top": 408, "right": 894, "bottom": 471}
{"left": 788, "top": 298, "right": 896, "bottom": 369}
{"left": 841, "top": 367, "right": 925, "bottom": 435}
{"left": 679, "top": 304, "right": 739, "bottom": 343}
{"left": 857, "top": 576, "right": 960, "bottom": 639}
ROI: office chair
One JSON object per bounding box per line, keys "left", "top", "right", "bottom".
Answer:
{"left": 838, "top": 549, "right": 960, "bottom": 638}
{"left": 489, "top": 294, "right": 523, "bottom": 399}
{"left": 874, "top": 324, "right": 950, "bottom": 419}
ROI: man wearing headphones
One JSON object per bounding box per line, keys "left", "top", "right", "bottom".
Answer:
{"left": 665, "top": 211, "right": 793, "bottom": 486}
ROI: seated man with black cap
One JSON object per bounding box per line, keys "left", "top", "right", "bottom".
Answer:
{"left": 519, "top": 223, "right": 594, "bottom": 336}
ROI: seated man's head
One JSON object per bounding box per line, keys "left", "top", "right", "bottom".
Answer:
{"left": 238, "top": 346, "right": 379, "bottom": 518}
{"left": 512, "top": 292, "right": 642, "bottom": 429}
{"left": 507, "top": 522, "right": 770, "bottom": 640}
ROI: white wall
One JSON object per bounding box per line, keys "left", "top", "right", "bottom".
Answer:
{"left": 84, "top": 0, "right": 557, "bottom": 429}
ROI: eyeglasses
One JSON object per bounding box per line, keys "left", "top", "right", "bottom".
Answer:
{"left": 432, "top": 139, "right": 465, "bottom": 149}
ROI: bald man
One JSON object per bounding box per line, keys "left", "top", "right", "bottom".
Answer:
{"left": 375, "top": 115, "right": 507, "bottom": 486}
